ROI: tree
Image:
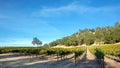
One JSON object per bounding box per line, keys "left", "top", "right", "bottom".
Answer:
{"left": 114, "top": 22, "right": 120, "bottom": 42}
{"left": 48, "top": 22, "right": 120, "bottom": 46}
{"left": 32, "top": 37, "right": 42, "bottom": 47}
{"left": 43, "top": 43, "right": 48, "bottom": 46}
{"left": 43, "top": 43, "right": 50, "bottom": 48}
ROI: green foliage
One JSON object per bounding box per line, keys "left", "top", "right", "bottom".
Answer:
{"left": 32, "top": 37, "right": 42, "bottom": 46}
{"left": 94, "top": 48, "right": 104, "bottom": 59}
{"left": 0, "top": 46, "right": 85, "bottom": 62}
{"left": 0, "top": 46, "right": 85, "bottom": 56}
{"left": 89, "top": 44, "right": 120, "bottom": 58}
{"left": 49, "top": 22, "right": 120, "bottom": 46}
{"left": 74, "top": 49, "right": 84, "bottom": 57}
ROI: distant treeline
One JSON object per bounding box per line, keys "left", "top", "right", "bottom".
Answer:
{"left": 49, "top": 22, "right": 120, "bottom": 46}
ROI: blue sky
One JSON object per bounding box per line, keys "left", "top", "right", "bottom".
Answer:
{"left": 0, "top": 0, "right": 120, "bottom": 46}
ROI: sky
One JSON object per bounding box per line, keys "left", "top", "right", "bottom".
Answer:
{"left": 0, "top": 0, "right": 120, "bottom": 47}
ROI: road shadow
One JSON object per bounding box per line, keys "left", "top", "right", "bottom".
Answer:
{"left": 74, "top": 52, "right": 101, "bottom": 68}
{"left": 0, "top": 53, "right": 24, "bottom": 59}
{"left": 0, "top": 54, "right": 75, "bottom": 68}
{"left": 0, "top": 52, "right": 117, "bottom": 68}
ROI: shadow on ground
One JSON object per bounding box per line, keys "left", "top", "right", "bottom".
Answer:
{"left": 0, "top": 52, "right": 117, "bottom": 68}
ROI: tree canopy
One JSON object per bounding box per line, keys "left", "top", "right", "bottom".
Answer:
{"left": 32, "top": 37, "right": 42, "bottom": 47}
{"left": 49, "top": 22, "right": 120, "bottom": 46}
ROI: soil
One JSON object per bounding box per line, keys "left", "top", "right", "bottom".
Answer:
{"left": 0, "top": 49, "right": 120, "bottom": 68}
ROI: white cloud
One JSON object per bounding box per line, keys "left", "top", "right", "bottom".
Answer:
{"left": 32, "top": 4, "right": 77, "bottom": 17}
{"left": 32, "top": 2, "right": 120, "bottom": 17}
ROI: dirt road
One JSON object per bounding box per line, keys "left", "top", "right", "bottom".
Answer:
{"left": 104, "top": 56, "right": 120, "bottom": 68}
{"left": 0, "top": 49, "right": 120, "bottom": 68}
{"left": 73, "top": 48, "right": 101, "bottom": 68}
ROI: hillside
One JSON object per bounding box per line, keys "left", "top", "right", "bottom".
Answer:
{"left": 49, "top": 22, "right": 120, "bottom": 46}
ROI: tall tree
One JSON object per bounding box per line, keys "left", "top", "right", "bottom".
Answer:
{"left": 32, "top": 37, "right": 42, "bottom": 47}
